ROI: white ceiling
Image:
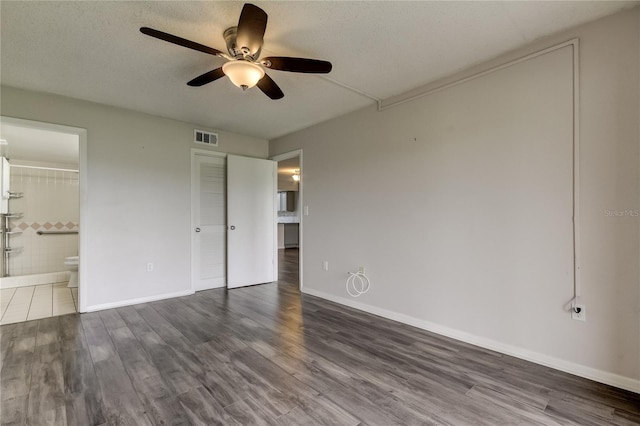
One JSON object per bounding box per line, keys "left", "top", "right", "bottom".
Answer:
{"left": 0, "top": 123, "right": 79, "bottom": 166}
{"left": 1, "top": 1, "right": 637, "bottom": 140}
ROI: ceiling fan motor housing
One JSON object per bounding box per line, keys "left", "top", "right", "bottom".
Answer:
{"left": 224, "top": 27, "right": 260, "bottom": 61}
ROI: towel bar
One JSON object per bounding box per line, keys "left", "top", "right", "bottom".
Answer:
{"left": 37, "top": 230, "right": 79, "bottom": 235}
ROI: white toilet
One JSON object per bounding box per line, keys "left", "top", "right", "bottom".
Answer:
{"left": 64, "top": 256, "right": 79, "bottom": 288}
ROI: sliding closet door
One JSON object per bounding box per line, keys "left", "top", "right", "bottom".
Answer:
{"left": 192, "top": 154, "right": 226, "bottom": 291}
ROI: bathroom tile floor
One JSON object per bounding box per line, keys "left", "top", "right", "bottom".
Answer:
{"left": 0, "top": 283, "right": 77, "bottom": 325}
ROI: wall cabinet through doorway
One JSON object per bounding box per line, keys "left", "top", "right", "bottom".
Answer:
{"left": 278, "top": 191, "right": 296, "bottom": 212}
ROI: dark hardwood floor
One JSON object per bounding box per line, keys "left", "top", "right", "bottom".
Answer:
{"left": 278, "top": 248, "right": 299, "bottom": 286}
{"left": 1, "top": 253, "right": 639, "bottom": 425}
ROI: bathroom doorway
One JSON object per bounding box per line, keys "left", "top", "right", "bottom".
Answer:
{"left": 0, "top": 117, "right": 86, "bottom": 324}
{"left": 271, "top": 150, "right": 303, "bottom": 290}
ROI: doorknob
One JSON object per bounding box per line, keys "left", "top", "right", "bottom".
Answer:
{"left": 230, "top": 225, "right": 236, "bottom": 230}
{"left": 195, "top": 228, "right": 201, "bottom": 232}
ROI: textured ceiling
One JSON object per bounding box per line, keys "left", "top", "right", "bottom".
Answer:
{"left": 1, "top": 1, "right": 637, "bottom": 140}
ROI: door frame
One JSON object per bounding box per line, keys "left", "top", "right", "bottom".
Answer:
{"left": 190, "top": 148, "right": 227, "bottom": 292}
{"left": 270, "top": 149, "right": 303, "bottom": 291}
{"left": 0, "top": 116, "right": 88, "bottom": 312}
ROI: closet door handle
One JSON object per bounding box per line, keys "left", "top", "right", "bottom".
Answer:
{"left": 230, "top": 226, "right": 236, "bottom": 230}
{"left": 195, "top": 228, "right": 201, "bottom": 233}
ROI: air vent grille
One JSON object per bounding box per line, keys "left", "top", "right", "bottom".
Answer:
{"left": 194, "top": 130, "right": 219, "bottom": 146}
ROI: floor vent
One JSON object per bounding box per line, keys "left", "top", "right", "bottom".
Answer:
{"left": 194, "top": 130, "right": 219, "bottom": 147}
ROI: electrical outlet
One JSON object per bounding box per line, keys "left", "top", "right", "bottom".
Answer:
{"left": 147, "top": 263, "right": 154, "bottom": 272}
{"left": 323, "top": 260, "right": 329, "bottom": 271}
{"left": 571, "top": 304, "right": 586, "bottom": 321}
{"left": 304, "top": 205, "right": 309, "bottom": 216}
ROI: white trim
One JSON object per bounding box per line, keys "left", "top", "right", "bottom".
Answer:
{"left": 270, "top": 149, "right": 304, "bottom": 291}
{"left": 571, "top": 40, "right": 582, "bottom": 301}
{"left": 0, "top": 116, "right": 85, "bottom": 138}
{"left": 303, "top": 287, "right": 640, "bottom": 394}
{"left": 320, "top": 76, "right": 381, "bottom": 104}
{"left": 85, "top": 289, "right": 194, "bottom": 312}
{"left": 191, "top": 147, "right": 228, "bottom": 159}
{"left": 190, "top": 148, "right": 227, "bottom": 293}
{"left": 273, "top": 163, "right": 278, "bottom": 283}
{"left": 78, "top": 129, "right": 88, "bottom": 313}
{"left": 0, "top": 116, "right": 88, "bottom": 313}
{"left": 379, "top": 39, "right": 579, "bottom": 110}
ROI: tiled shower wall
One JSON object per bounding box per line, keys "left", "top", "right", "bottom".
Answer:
{"left": 6, "top": 166, "right": 79, "bottom": 276}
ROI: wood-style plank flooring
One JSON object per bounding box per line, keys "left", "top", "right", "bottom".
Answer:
{"left": 278, "top": 248, "right": 299, "bottom": 286}
{"left": 2, "top": 249, "right": 639, "bottom": 425}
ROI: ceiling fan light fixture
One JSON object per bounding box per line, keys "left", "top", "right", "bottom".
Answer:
{"left": 140, "top": 3, "right": 332, "bottom": 99}
{"left": 222, "top": 60, "right": 265, "bottom": 90}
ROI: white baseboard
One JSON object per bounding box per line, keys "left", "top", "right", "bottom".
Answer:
{"left": 84, "top": 289, "right": 195, "bottom": 313}
{"left": 302, "top": 287, "right": 640, "bottom": 394}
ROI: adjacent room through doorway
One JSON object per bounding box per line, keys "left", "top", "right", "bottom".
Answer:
{"left": 0, "top": 119, "right": 81, "bottom": 324}
{"left": 274, "top": 152, "right": 301, "bottom": 288}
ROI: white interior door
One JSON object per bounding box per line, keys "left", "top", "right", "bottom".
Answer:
{"left": 192, "top": 154, "right": 226, "bottom": 291}
{"left": 227, "top": 155, "right": 277, "bottom": 289}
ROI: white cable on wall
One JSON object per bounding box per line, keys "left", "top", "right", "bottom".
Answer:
{"left": 346, "top": 268, "right": 371, "bottom": 297}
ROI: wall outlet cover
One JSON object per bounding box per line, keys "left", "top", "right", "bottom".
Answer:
{"left": 571, "top": 304, "right": 586, "bottom": 321}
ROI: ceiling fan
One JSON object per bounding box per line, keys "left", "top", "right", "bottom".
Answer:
{"left": 140, "top": 3, "right": 332, "bottom": 100}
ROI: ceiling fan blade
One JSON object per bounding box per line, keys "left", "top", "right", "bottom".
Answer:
{"left": 262, "top": 57, "right": 332, "bottom": 74}
{"left": 235, "top": 4, "right": 267, "bottom": 57}
{"left": 257, "top": 74, "right": 284, "bottom": 100}
{"left": 140, "top": 27, "right": 223, "bottom": 56}
{"left": 187, "top": 68, "right": 226, "bottom": 86}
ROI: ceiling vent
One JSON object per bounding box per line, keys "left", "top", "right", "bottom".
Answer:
{"left": 194, "top": 129, "right": 219, "bottom": 147}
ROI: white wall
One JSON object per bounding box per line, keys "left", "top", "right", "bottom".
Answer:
{"left": 0, "top": 87, "right": 268, "bottom": 309}
{"left": 270, "top": 9, "right": 640, "bottom": 391}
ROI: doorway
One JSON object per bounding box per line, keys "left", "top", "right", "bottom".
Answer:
{"left": 271, "top": 150, "right": 303, "bottom": 290}
{"left": 0, "top": 117, "right": 87, "bottom": 323}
